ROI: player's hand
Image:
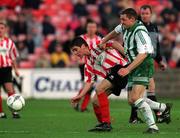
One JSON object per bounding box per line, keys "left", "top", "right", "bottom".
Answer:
{"left": 71, "top": 95, "right": 81, "bottom": 107}
{"left": 159, "top": 61, "right": 167, "bottom": 71}
{"left": 98, "top": 43, "right": 107, "bottom": 50}
{"left": 118, "top": 68, "right": 130, "bottom": 77}
{"left": 15, "top": 70, "right": 20, "bottom": 77}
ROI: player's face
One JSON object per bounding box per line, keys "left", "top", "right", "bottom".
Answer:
{"left": 120, "top": 14, "right": 135, "bottom": 29}
{"left": 0, "top": 24, "right": 6, "bottom": 38}
{"left": 140, "top": 8, "right": 152, "bottom": 23}
{"left": 87, "top": 23, "right": 97, "bottom": 36}
{"left": 71, "top": 45, "right": 88, "bottom": 58}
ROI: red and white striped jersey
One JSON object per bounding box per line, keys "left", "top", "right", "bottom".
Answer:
{"left": 80, "top": 34, "right": 102, "bottom": 64}
{"left": 83, "top": 40, "right": 128, "bottom": 83}
{"left": 0, "top": 37, "right": 19, "bottom": 68}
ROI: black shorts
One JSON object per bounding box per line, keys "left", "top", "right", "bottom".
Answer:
{"left": 0, "top": 67, "right": 13, "bottom": 85}
{"left": 106, "top": 65, "right": 128, "bottom": 96}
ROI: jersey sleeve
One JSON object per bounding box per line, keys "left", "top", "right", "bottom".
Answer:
{"left": 135, "top": 30, "right": 154, "bottom": 54}
{"left": 10, "top": 41, "right": 19, "bottom": 60}
{"left": 114, "top": 24, "right": 123, "bottom": 34}
{"left": 84, "top": 59, "right": 96, "bottom": 83}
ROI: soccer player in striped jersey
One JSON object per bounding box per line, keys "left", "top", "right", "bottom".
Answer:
{"left": 0, "top": 20, "right": 20, "bottom": 119}
{"left": 70, "top": 37, "right": 128, "bottom": 132}
{"left": 99, "top": 8, "right": 172, "bottom": 134}
{"left": 129, "top": 5, "right": 168, "bottom": 124}
{"left": 74, "top": 20, "right": 101, "bottom": 112}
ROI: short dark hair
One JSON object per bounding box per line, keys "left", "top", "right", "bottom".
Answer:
{"left": 121, "top": 8, "right": 138, "bottom": 20}
{"left": 140, "top": 5, "right": 152, "bottom": 13}
{"left": 86, "top": 18, "right": 96, "bottom": 25}
{"left": 86, "top": 19, "right": 97, "bottom": 28}
{"left": 70, "top": 37, "right": 88, "bottom": 49}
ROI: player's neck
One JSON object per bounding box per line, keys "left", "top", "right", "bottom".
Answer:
{"left": 87, "top": 34, "right": 96, "bottom": 39}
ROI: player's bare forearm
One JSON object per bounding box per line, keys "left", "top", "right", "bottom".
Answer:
{"left": 71, "top": 82, "right": 93, "bottom": 106}
{"left": 77, "top": 82, "right": 93, "bottom": 98}
{"left": 112, "top": 41, "right": 125, "bottom": 56}
{"left": 101, "top": 30, "right": 118, "bottom": 45}
{"left": 12, "top": 60, "right": 20, "bottom": 76}
{"left": 127, "top": 53, "right": 147, "bottom": 72}
{"left": 12, "top": 60, "right": 18, "bottom": 70}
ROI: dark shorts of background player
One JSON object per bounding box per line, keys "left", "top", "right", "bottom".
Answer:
{"left": 0, "top": 67, "right": 13, "bottom": 85}
{"left": 106, "top": 64, "right": 128, "bottom": 96}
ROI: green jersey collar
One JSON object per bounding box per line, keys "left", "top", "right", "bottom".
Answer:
{"left": 128, "top": 20, "right": 139, "bottom": 32}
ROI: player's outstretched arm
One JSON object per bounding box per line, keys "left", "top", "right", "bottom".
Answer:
{"left": 118, "top": 53, "right": 147, "bottom": 77}
{"left": 111, "top": 41, "right": 125, "bottom": 56}
{"left": 126, "top": 53, "right": 147, "bottom": 72}
{"left": 12, "top": 59, "right": 20, "bottom": 77}
{"left": 100, "top": 30, "right": 118, "bottom": 46}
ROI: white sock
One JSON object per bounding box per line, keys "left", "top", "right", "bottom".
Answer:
{"left": 134, "top": 98, "right": 158, "bottom": 130}
{"left": 144, "top": 98, "right": 166, "bottom": 112}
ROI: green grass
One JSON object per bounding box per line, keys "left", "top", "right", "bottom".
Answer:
{"left": 0, "top": 98, "right": 180, "bottom": 138}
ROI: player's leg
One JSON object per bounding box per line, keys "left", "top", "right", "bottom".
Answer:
{"left": 79, "top": 63, "right": 92, "bottom": 112}
{"left": 4, "top": 82, "right": 15, "bottom": 97}
{"left": 128, "top": 58, "right": 159, "bottom": 133}
{"left": 3, "top": 67, "right": 20, "bottom": 118}
{"left": 147, "top": 77, "right": 161, "bottom": 120}
{"left": 0, "top": 89, "right": 7, "bottom": 118}
{"left": 4, "top": 82, "right": 20, "bottom": 119}
{"left": 91, "top": 94, "right": 101, "bottom": 123}
{"left": 0, "top": 69, "right": 7, "bottom": 118}
{"left": 144, "top": 97, "right": 172, "bottom": 124}
{"left": 80, "top": 75, "right": 97, "bottom": 112}
{"left": 80, "top": 87, "right": 93, "bottom": 112}
{"left": 128, "top": 85, "right": 159, "bottom": 133}
{"left": 73, "top": 64, "right": 85, "bottom": 111}
{"left": 129, "top": 105, "right": 144, "bottom": 124}
{"left": 88, "top": 79, "right": 112, "bottom": 132}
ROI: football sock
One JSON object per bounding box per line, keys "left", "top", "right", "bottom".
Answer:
{"left": 147, "top": 92, "right": 159, "bottom": 116}
{"left": 0, "top": 95, "right": 3, "bottom": 112}
{"left": 8, "top": 92, "right": 15, "bottom": 97}
{"left": 144, "top": 98, "right": 166, "bottom": 112}
{"left": 81, "top": 93, "right": 91, "bottom": 111}
{"left": 130, "top": 105, "right": 138, "bottom": 119}
{"left": 93, "top": 104, "right": 102, "bottom": 122}
{"left": 147, "top": 92, "right": 157, "bottom": 102}
{"left": 135, "top": 98, "right": 158, "bottom": 130}
{"left": 97, "top": 92, "right": 110, "bottom": 124}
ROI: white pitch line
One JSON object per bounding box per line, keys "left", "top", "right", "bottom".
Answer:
{"left": 0, "top": 130, "right": 30, "bottom": 134}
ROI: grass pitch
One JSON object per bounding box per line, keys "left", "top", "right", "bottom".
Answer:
{"left": 0, "top": 98, "right": 180, "bottom": 138}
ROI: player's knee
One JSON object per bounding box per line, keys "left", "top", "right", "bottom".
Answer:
{"left": 148, "top": 87, "right": 155, "bottom": 92}
{"left": 129, "top": 96, "right": 139, "bottom": 104}
{"left": 128, "top": 98, "right": 134, "bottom": 105}
{"left": 95, "top": 86, "right": 105, "bottom": 94}
{"left": 5, "top": 88, "right": 12, "bottom": 93}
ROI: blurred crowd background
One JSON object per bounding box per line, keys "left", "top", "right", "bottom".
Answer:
{"left": 0, "top": 0, "right": 180, "bottom": 69}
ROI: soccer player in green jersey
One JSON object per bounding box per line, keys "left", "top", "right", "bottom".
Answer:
{"left": 99, "top": 8, "right": 172, "bottom": 134}
{"left": 128, "top": 5, "right": 168, "bottom": 124}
